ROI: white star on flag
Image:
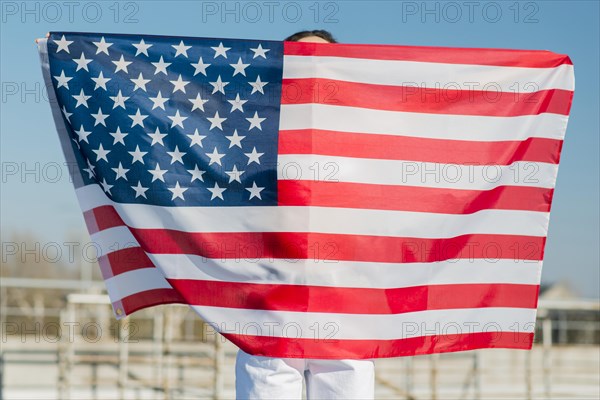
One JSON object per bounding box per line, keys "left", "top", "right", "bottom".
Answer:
{"left": 61, "top": 106, "right": 72, "bottom": 122}
{"left": 128, "top": 145, "right": 147, "bottom": 164}
{"left": 84, "top": 159, "right": 95, "bottom": 178}
{"left": 91, "top": 108, "right": 109, "bottom": 126}
{"left": 149, "top": 91, "right": 169, "bottom": 110}
{"left": 73, "top": 53, "right": 92, "bottom": 71}
{"left": 167, "top": 146, "right": 186, "bottom": 164}
{"left": 53, "top": 70, "right": 72, "bottom": 89}
{"left": 92, "top": 143, "right": 110, "bottom": 162}
{"left": 227, "top": 93, "right": 247, "bottom": 112}
{"left": 100, "top": 178, "right": 113, "bottom": 195}
{"left": 54, "top": 35, "right": 73, "bottom": 53}
{"left": 207, "top": 182, "right": 226, "bottom": 200}
{"left": 131, "top": 73, "right": 151, "bottom": 92}
{"left": 209, "top": 75, "right": 229, "bottom": 95}
{"left": 230, "top": 57, "right": 250, "bottom": 76}
{"left": 72, "top": 89, "right": 91, "bottom": 108}
{"left": 191, "top": 57, "right": 211, "bottom": 76}
{"left": 170, "top": 74, "right": 190, "bottom": 94}
{"left": 249, "top": 75, "right": 268, "bottom": 94}
{"left": 246, "top": 111, "right": 266, "bottom": 130}
{"left": 187, "top": 129, "right": 207, "bottom": 147}
{"left": 93, "top": 37, "right": 113, "bottom": 55}
{"left": 74, "top": 125, "right": 91, "bottom": 143}
{"left": 250, "top": 44, "right": 270, "bottom": 59}
{"left": 109, "top": 127, "right": 128, "bottom": 145}
{"left": 226, "top": 129, "right": 245, "bottom": 148}
{"left": 211, "top": 42, "right": 231, "bottom": 59}
{"left": 148, "top": 127, "right": 167, "bottom": 146}
{"left": 246, "top": 181, "right": 265, "bottom": 199}
{"left": 133, "top": 39, "right": 153, "bottom": 56}
{"left": 152, "top": 56, "right": 171, "bottom": 75}
{"left": 112, "top": 55, "right": 132, "bottom": 73}
{"left": 207, "top": 111, "right": 226, "bottom": 130}
{"left": 112, "top": 162, "right": 130, "bottom": 180}
{"left": 226, "top": 165, "right": 245, "bottom": 183}
{"left": 129, "top": 109, "right": 148, "bottom": 128}
{"left": 187, "top": 165, "right": 206, "bottom": 182}
{"left": 82, "top": 165, "right": 93, "bottom": 179}
{"left": 205, "top": 147, "right": 225, "bottom": 166}
{"left": 110, "top": 90, "right": 129, "bottom": 109}
{"left": 149, "top": 164, "right": 168, "bottom": 182}
{"left": 168, "top": 182, "right": 188, "bottom": 200}
{"left": 244, "top": 147, "right": 264, "bottom": 165}
{"left": 189, "top": 93, "right": 209, "bottom": 112}
{"left": 168, "top": 110, "right": 188, "bottom": 128}
{"left": 131, "top": 181, "right": 148, "bottom": 198}
{"left": 91, "top": 71, "right": 111, "bottom": 90}
{"left": 172, "top": 41, "right": 192, "bottom": 58}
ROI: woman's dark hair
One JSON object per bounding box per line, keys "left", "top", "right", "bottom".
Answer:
{"left": 284, "top": 30, "right": 337, "bottom": 43}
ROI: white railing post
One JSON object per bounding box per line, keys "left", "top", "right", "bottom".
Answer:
{"left": 543, "top": 318, "right": 553, "bottom": 399}
{"left": 213, "top": 332, "right": 224, "bottom": 400}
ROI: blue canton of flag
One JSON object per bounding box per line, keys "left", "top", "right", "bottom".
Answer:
{"left": 47, "top": 32, "right": 283, "bottom": 206}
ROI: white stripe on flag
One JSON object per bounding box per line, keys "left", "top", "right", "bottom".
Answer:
{"left": 90, "top": 225, "right": 139, "bottom": 257}
{"left": 280, "top": 104, "right": 569, "bottom": 141}
{"left": 105, "top": 268, "right": 172, "bottom": 301}
{"left": 283, "top": 55, "right": 575, "bottom": 91}
{"left": 152, "top": 254, "right": 542, "bottom": 287}
{"left": 192, "top": 306, "right": 536, "bottom": 340}
{"left": 277, "top": 155, "right": 559, "bottom": 189}
{"left": 78, "top": 185, "right": 550, "bottom": 237}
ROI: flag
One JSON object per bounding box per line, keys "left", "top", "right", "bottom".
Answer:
{"left": 38, "top": 32, "right": 574, "bottom": 359}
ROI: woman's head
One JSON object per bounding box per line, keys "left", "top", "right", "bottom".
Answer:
{"left": 284, "top": 30, "right": 337, "bottom": 43}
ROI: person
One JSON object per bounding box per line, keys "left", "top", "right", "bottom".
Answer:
{"left": 284, "top": 29, "right": 338, "bottom": 43}
{"left": 234, "top": 30, "right": 376, "bottom": 400}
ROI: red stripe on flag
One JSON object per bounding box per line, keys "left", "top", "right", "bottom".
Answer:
{"left": 284, "top": 41, "right": 572, "bottom": 68}
{"left": 223, "top": 331, "right": 534, "bottom": 359}
{"left": 84, "top": 205, "right": 125, "bottom": 233}
{"left": 168, "top": 280, "right": 539, "bottom": 314}
{"left": 281, "top": 79, "right": 573, "bottom": 116}
{"left": 278, "top": 129, "right": 563, "bottom": 165}
{"left": 120, "top": 288, "right": 186, "bottom": 316}
{"left": 101, "top": 246, "right": 155, "bottom": 275}
{"left": 129, "top": 229, "right": 546, "bottom": 263}
{"left": 277, "top": 181, "right": 553, "bottom": 213}
{"left": 83, "top": 209, "right": 99, "bottom": 234}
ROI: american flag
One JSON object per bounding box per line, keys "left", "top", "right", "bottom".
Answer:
{"left": 38, "top": 32, "right": 574, "bottom": 359}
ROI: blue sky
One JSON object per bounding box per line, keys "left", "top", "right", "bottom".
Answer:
{"left": 1, "top": 1, "right": 598, "bottom": 297}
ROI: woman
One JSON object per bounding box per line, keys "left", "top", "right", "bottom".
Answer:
{"left": 234, "top": 30, "right": 376, "bottom": 400}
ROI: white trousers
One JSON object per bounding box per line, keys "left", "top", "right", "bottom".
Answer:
{"left": 235, "top": 349, "right": 375, "bottom": 399}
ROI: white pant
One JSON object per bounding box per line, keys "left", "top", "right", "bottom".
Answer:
{"left": 235, "top": 349, "right": 375, "bottom": 399}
